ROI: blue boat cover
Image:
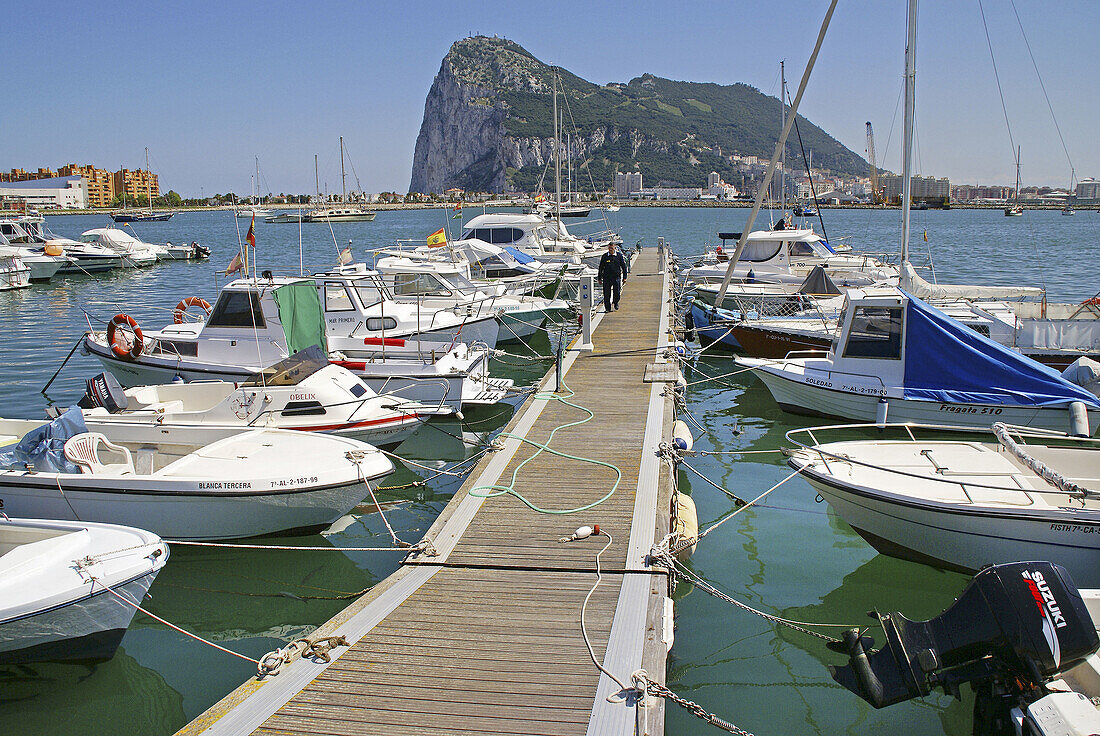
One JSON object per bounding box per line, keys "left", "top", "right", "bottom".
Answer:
{"left": 0, "top": 408, "right": 89, "bottom": 473}
{"left": 902, "top": 293, "right": 1100, "bottom": 408}
{"left": 503, "top": 246, "right": 535, "bottom": 265}
{"left": 820, "top": 239, "right": 837, "bottom": 254}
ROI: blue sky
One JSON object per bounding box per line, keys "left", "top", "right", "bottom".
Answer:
{"left": 4, "top": 0, "right": 1096, "bottom": 195}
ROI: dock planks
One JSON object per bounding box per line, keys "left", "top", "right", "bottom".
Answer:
{"left": 180, "top": 247, "right": 675, "bottom": 736}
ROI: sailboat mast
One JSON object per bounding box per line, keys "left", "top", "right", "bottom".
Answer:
{"left": 900, "top": 0, "right": 918, "bottom": 265}
{"left": 315, "top": 155, "right": 320, "bottom": 199}
{"left": 553, "top": 71, "right": 561, "bottom": 222}
{"left": 780, "top": 61, "right": 786, "bottom": 211}
{"left": 145, "top": 147, "right": 152, "bottom": 211}
{"left": 1015, "top": 146, "right": 1021, "bottom": 204}
{"left": 255, "top": 156, "right": 260, "bottom": 205}
{"left": 340, "top": 136, "right": 347, "bottom": 204}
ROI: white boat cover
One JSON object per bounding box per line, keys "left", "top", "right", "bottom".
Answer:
{"left": 901, "top": 261, "right": 1044, "bottom": 301}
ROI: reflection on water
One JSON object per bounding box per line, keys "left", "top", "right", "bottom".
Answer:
{"left": 0, "top": 208, "right": 1094, "bottom": 735}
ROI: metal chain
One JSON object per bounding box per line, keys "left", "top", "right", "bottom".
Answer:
{"left": 646, "top": 681, "right": 756, "bottom": 735}
{"left": 654, "top": 550, "right": 847, "bottom": 644}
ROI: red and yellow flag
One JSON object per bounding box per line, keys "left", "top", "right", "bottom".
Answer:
{"left": 426, "top": 227, "right": 447, "bottom": 247}
{"left": 245, "top": 215, "right": 256, "bottom": 248}
{"left": 225, "top": 251, "right": 243, "bottom": 275}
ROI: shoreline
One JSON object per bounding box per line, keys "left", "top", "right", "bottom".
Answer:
{"left": 36, "top": 201, "right": 1094, "bottom": 216}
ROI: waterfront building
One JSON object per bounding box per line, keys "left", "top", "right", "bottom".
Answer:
{"left": 0, "top": 175, "right": 88, "bottom": 209}
{"left": 614, "top": 171, "right": 643, "bottom": 198}
{"left": 882, "top": 174, "right": 951, "bottom": 203}
{"left": 1076, "top": 178, "right": 1100, "bottom": 201}
{"left": 113, "top": 168, "right": 159, "bottom": 202}
{"left": 633, "top": 186, "right": 702, "bottom": 200}
{"left": 951, "top": 184, "right": 1013, "bottom": 203}
{"left": 59, "top": 164, "right": 114, "bottom": 207}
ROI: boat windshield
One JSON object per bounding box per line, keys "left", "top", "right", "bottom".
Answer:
{"left": 241, "top": 345, "right": 329, "bottom": 387}
{"left": 789, "top": 240, "right": 830, "bottom": 257}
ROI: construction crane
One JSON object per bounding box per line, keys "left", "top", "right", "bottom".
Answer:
{"left": 865, "top": 121, "right": 880, "bottom": 205}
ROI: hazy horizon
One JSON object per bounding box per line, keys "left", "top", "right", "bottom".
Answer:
{"left": 4, "top": 0, "right": 1096, "bottom": 196}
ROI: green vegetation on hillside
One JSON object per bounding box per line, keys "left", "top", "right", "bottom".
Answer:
{"left": 441, "top": 37, "right": 868, "bottom": 191}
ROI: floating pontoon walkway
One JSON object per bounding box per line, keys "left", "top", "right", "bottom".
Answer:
{"left": 179, "top": 246, "right": 678, "bottom": 736}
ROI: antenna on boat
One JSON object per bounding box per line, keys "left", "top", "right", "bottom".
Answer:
{"left": 900, "top": 0, "right": 917, "bottom": 268}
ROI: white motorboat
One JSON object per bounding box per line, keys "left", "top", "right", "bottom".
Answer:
{"left": 80, "top": 227, "right": 160, "bottom": 267}
{"left": 304, "top": 206, "right": 376, "bottom": 222}
{"left": 13, "top": 216, "right": 123, "bottom": 273}
{"left": 0, "top": 517, "right": 167, "bottom": 663}
{"left": 312, "top": 264, "right": 501, "bottom": 349}
{"left": 83, "top": 277, "right": 511, "bottom": 410}
{"left": 369, "top": 256, "right": 572, "bottom": 341}
{"left": 0, "top": 255, "right": 30, "bottom": 290}
{"left": 160, "top": 241, "right": 211, "bottom": 260}
{"left": 236, "top": 205, "right": 272, "bottom": 219}
{"left": 69, "top": 347, "right": 430, "bottom": 447}
{"left": 683, "top": 229, "right": 895, "bottom": 287}
{"left": 458, "top": 212, "right": 602, "bottom": 266}
{"left": 0, "top": 221, "right": 69, "bottom": 280}
{"left": 0, "top": 410, "right": 393, "bottom": 540}
{"left": 737, "top": 287, "right": 1100, "bottom": 434}
{"left": 787, "top": 421, "right": 1100, "bottom": 584}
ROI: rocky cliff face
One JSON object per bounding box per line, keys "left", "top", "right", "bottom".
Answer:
{"left": 410, "top": 36, "right": 867, "bottom": 194}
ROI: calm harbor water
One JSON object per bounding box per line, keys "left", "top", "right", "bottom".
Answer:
{"left": 0, "top": 207, "right": 1096, "bottom": 735}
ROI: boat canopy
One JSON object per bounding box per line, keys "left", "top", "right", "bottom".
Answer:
{"left": 504, "top": 246, "right": 535, "bottom": 265}
{"left": 902, "top": 292, "right": 1100, "bottom": 408}
{"left": 798, "top": 266, "right": 841, "bottom": 296}
{"left": 272, "top": 280, "right": 327, "bottom": 354}
{"left": 900, "top": 261, "right": 1043, "bottom": 301}
{"left": 0, "top": 408, "right": 87, "bottom": 473}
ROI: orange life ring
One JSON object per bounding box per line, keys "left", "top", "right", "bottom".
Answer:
{"left": 107, "top": 313, "right": 143, "bottom": 360}
{"left": 173, "top": 296, "right": 212, "bottom": 324}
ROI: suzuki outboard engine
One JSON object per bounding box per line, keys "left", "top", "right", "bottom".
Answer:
{"left": 828, "top": 562, "right": 1099, "bottom": 735}
{"left": 77, "top": 372, "right": 129, "bottom": 413}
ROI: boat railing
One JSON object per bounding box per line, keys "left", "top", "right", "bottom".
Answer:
{"left": 784, "top": 421, "right": 1098, "bottom": 499}
{"left": 370, "top": 375, "right": 453, "bottom": 412}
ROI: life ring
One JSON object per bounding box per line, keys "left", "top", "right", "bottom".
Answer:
{"left": 1081, "top": 297, "right": 1100, "bottom": 307}
{"left": 173, "top": 296, "right": 212, "bottom": 324}
{"left": 106, "top": 313, "right": 143, "bottom": 360}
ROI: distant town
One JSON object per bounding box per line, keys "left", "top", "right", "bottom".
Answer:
{"left": 1, "top": 160, "right": 1097, "bottom": 210}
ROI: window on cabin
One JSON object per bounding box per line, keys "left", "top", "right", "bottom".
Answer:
{"left": 489, "top": 227, "right": 522, "bottom": 244}
{"left": 843, "top": 307, "right": 903, "bottom": 359}
{"left": 206, "top": 291, "right": 266, "bottom": 328}
{"left": 323, "top": 283, "right": 354, "bottom": 311}
{"left": 740, "top": 241, "right": 784, "bottom": 262}
{"left": 354, "top": 283, "right": 384, "bottom": 307}
{"left": 391, "top": 273, "right": 451, "bottom": 297}
{"left": 365, "top": 317, "right": 398, "bottom": 331}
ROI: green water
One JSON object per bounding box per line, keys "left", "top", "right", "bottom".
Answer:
{"left": 0, "top": 207, "right": 1096, "bottom": 734}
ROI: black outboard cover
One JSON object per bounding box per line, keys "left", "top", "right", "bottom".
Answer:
{"left": 77, "top": 372, "right": 129, "bottom": 413}
{"left": 828, "top": 562, "right": 1098, "bottom": 708}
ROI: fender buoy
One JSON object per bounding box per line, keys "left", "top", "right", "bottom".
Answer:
{"left": 173, "top": 296, "right": 212, "bottom": 324}
{"left": 107, "top": 313, "right": 143, "bottom": 360}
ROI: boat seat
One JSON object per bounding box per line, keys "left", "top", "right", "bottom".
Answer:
{"left": 64, "top": 433, "right": 135, "bottom": 476}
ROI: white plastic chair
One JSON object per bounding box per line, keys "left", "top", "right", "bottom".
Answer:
{"left": 64, "top": 433, "right": 135, "bottom": 475}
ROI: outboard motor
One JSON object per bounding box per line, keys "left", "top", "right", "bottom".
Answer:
{"left": 828, "top": 562, "right": 1099, "bottom": 735}
{"left": 77, "top": 372, "right": 129, "bottom": 413}
{"left": 191, "top": 242, "right": 211, "bottom": 260}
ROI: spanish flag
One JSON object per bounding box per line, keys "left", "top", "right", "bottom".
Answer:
{"left": 245, "top": 215, "right": 256, "bottom": 248}
{"left": 534, "top": 194, "right": 546, "bottom": 203}
{"left": 426, "top": 227, "right": 447, "bottom": 247}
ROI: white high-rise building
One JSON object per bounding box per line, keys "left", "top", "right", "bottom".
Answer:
{"left": 708, "top": 171, "right": 721, "bottom": 188}
{"left": 614, "top": 171, "right": 643, "bottom": 198}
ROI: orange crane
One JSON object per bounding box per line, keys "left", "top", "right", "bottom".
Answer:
{"left": 865, "top": 121, "right": 880, "bottom": 205}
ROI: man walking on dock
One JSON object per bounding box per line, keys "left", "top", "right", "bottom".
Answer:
{"left": 597, "top": 242, "right": 628, "bottom": 312}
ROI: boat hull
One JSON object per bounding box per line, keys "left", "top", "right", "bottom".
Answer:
{"left": 0, "top": 572, "right": 156, "bottom": 663}
{"left": 751, "top": 364, "right": 1096, "bottom": 435}
{"left": 0, "top": 473, "right": 382, "bottom": 540}
{"left": 795, "top": 463, "right": 1100, "bottom": 587}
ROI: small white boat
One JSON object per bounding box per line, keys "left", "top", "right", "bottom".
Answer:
{"left": 236, "top": 206, "right": 273, "bottom": 219}
{"left": 0, "top": 222, "right": 68, "bottom": 280}
{"left": 82, "top": 277, "right": 510, "bottom": 411}
{"left": 737, "top": 287, "right": 1100, "bottom": 435}
{"left": 80, "top": 227, "right": 159, "bottom": 267}
{"left": 0, "top": 411, "right": 394, "bottom": 540}
{"left": 69, "top": 347, "right": 429, "bottom": 447}
{"left": 12, "top": 216, "right": 123, "bottom": 273}
{"left": 0, "top": 517, "right": 167, "bottom": 663}
{"left": 0, "top": 255, "right": 30, "bottom": 290}
{"left": 787, "top": 421, "right": 1100, "bottom": 585}
{"left": 368, "top": 257, "right": 572, "bottom": 341}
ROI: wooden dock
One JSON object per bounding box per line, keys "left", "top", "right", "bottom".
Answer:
{"left": 179, "top": 246, "right": 678, "bottom": 736}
